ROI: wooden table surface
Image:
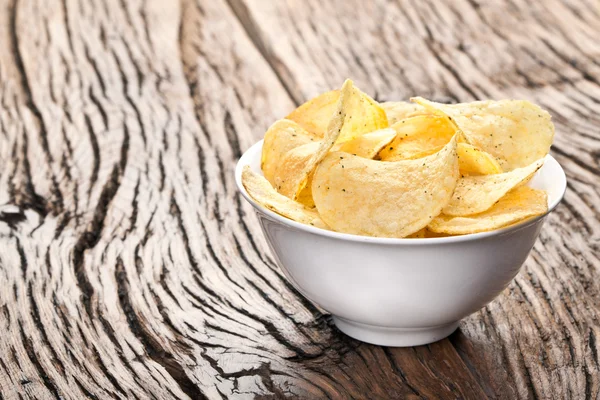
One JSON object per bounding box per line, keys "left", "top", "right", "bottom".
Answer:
{"left": 0, "top": 0, "right": 598, "bottom": 398}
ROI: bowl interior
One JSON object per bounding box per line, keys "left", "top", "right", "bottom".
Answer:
{"left": 235, "top": 140, "right": 567, "bottom": 242}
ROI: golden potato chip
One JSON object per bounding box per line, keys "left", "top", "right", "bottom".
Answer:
{"left": 424, "top": 229, "right": 450, "bottom": 238}
{"left": 261, "top": 119, "right": 317, "bottom": 184}
{"left": 286, "top": 90, "right": 339, "bottom": 138}
{"left": 378, "top": 115, "right": 457, "bottom": 161}
{"left": 335, "top": 82, "right": 388, "bottom": 143}
{"left": 407, "top": 228, "right": 427, "bottom": 238}
{"left": 274, "top": 141, "right": 320, "bottom": 195}
{"left": 287, "top": 81, "right": 388, "bottom": 143}
{"left": 273, "top": 79, "right": 353, "bottom": 200}
{"left": 443, "top": 158, "right": 544, "bottom": 216}
{"left": 312, "top": 135, "right": 459, "bottom": 237}
{"left": 381, "top": 101, "right": 430, "bottom": 125}
{"left": 242, "top": 167, "right": 328, "bottom": 229}
{"left": 428, "top": 186, "right": 547, "bottom": 235}
{"left": 297, "top": 128, "right": 397, "bottom": 209}
{"left": 332, "top": 128, "right": 397, "bottom": 158}
{"left": 297, "top": 180, "right": 316, "bottom": 209}
{"left": 457, "top": 143, "right": 502, "bottom": 176}
{"left": 412, "top": 97, "right": 554, "bottom": 170}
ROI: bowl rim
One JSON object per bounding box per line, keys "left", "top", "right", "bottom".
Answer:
{"left": 235, "top": 140, "right": 567, "bottom": 245}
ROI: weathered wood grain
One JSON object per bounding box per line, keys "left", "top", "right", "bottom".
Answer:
{"left": 0, "top": 0, "right": 598, "bottom": 398}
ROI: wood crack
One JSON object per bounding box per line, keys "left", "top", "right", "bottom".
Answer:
{"left": 224, "top": 0, "right": 302, "bottom": 104}
{"left": 115, "top": 258, "right": 207, "bottom": 400}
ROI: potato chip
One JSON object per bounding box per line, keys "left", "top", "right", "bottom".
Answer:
{"left": 424, "top": 229, "right": 450, "bottom": 238}
{"left": 381, "top": 101, "right": 430, "bottom": 125}
{"left": 286, "top": 90, "right": 340, "bottom": 138}
{"left": 378, "top": 115, "right": 457, "bottom": 161}
{"left": 273, "top": 141, "right": 320, "bottom": 196}
{"left": 287, "top": 82, "right": 388, "bottom": 143}
{"left": 273, "top": 79, "right": 353, "bottom": 200}
{"left": 412, "top": 97, "right": 554, "bottom": 170}
{"left": 336, "top": 83, "right": 388, "bottom": 143}
{"left": 443, "top": 158, "right": 544, "bottom": 217}
{"left": 297, "top": 128, "right": 397, "bottom": 208}
{"left": 297, "top": 180, "right": 316, "bottom": 209}
{"left": 261, "top": 119, "right": 317, "bottom": 184}
{"left": 241, "top": 167, "right": 328, "bottom": 229}
{"left": 332, "top": 128, "right": 397, "bottom": 158}
{"left": 428, "top": 186, "right": 547, "bottom": 235}
{"left": 312, "top": 135, "right": 459, "bottom": 237}
{"left": 457, "top": 143, "right": 502, "bottom": 176}
{"left": 407, "top": 228, "right": 427, "bottom": 238}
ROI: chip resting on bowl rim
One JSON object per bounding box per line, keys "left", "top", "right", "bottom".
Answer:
{"left": 429, "top": 186, "right": 548, "bottom": 235}
{"left": 241, "top": 166, "right": 328, "bottom": 229}
{"left": 443, "top": 158, "right": 544, "bottom": 217}
{"left": 411, "top": 97, "right": 554, "bottom": 171}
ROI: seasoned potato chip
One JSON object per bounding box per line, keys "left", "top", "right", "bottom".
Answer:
{"left": 428, "top": 186, "right": 547, "bottom": 235}
{"left": 335, "top": 83, "right": 388, "bottom": 143}
{"left": 443, "top": 159, "right": 544, "bottom": 216}
{"left": 412, "top": 97, "right": 554, "bottom": 170}
{"left": 424, "top": 229, "right": 450, "bottom": 238}
{"left": 286, "top": 90, "right": 340, "bottom": 138}
{"left": 332, "top": 128, "right": 397, "bottom": 158}
{"left": 312, "top": 135, "right": 459, "bottom": 237}
{"left": 298, "top": 128, "right": 397, "bottom": 208}
{"left": 287, "top": 82, "right": 388, "bottom": 143}
{"left": 381, "top": 101, "right": 430, "bottom": 125}
{"left": 262, "top": 119, "right": 317, "bottom": 184}
{"left": 457, "top": 143, "right": 502, "bottom": 176}
{"left": 297, "top": 180, "right": 316, "bottom": 209}
{"left": 378, "top": 115, "right": 457, "bottom": 161}
{"left": 273, "top": 79, "right": 353, "bottom": 200}
{"left": 242, "top": 167, "right": 328, "bottom": 229}
{"left": 407, "top": 228, "right": 427, "bottom": 238}
{"left": 274, "top": 141, "right": 320, "bottom": 197}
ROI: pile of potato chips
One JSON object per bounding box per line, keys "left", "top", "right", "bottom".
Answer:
{"left": 242, "top": 79, "right": 554, "bottom": 238}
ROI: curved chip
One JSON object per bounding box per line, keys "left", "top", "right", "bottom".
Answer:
{"left": 332, "top": 128, "right": 397, "bottom": 158}
{"left": 241, "top": 167, "right": 328, "bottom": 229}
{"left": 287, "top": 82, "right": 388, "bottom": 143}
{"left": 424, "top": 229, "right": 450, "bottom": 238}
{"left": 443, "top": 158, "right": 544, "bottom": 216}
{"left": 407, "top": 228, "right": 427, "bottom": 238}
{"left": 378, "top": 115, "right": 457, "bottom": 161}
{"left": 428, "top": 186, "right": 548, "bottom": 235}
{"left": 273, "top": 79, "right": 353, "bottom": 200}
{"left": 412, "top": 97, "right": 554, "bottom": 170}
{"left": 335, "top": 82, "right": 388, "bottom": 143}
{"left": 381, "top": 101, "right": 430, "bottom": 125}
{"left": 286, "top": 90, "right": 340, "bottom": 138}
{"left": 273, "top": 141, "right": 321, "bottom": 196}
{"left": 297, "top": 180, "right": 316, "bottom": 209}
{"left": 457, "top": 143, "right": 503, "bottom": 176}
{"left": 298, "top": 128, "right": 398, "bottom": 208}
{"left": 261, "top": 119, "right": 317, "bottom": 184}
{"left": 312, "top": 135, "right": 459, "bottom": 238}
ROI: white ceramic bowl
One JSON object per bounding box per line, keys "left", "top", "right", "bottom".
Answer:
{"left": 235, "top": 140, "right": 567, "bottom": 346}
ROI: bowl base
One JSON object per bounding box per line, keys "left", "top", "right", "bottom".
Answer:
{"left": 332, "top": 317, "right": 459, "bottom": 347}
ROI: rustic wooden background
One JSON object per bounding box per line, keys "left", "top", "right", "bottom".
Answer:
{"left": 0, "top": 0, "right": 598, "bottom": 398}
